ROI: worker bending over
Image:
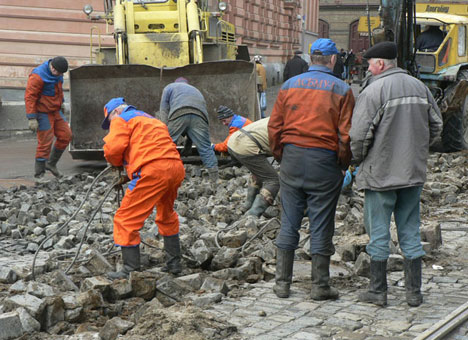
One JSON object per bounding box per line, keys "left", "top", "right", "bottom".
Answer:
{"left": 227, "top": 117, "right": 279, "bottom": 217}
{"left": 213, "top": 105, "right": 252, "bottom": 154}
{"left": 102, "top": 97, "right": 185, "bottom": 278}
{"left": 24, "top": 56, "right": 72, "bottom": 178}
{"left": 160, "top": 77, "right": 218, "bottom": 183}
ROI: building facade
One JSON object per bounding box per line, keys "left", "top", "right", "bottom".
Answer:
{"left": 319, "top": 0, "right": 379, "bottom": 53}
{"left": 0, "top": 1, "right": 318, "bottom": 89}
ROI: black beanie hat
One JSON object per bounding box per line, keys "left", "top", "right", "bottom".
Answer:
{"left": 363, "top": 41, "right": 397, "bottom": 59}
{"left": 51, "top": 56, "right": 69, "bottom": 73}
{"left": 217, "top": 105, "right": 234, "bottom": 120}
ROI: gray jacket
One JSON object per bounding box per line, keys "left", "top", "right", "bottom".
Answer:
{"left": 159, "top": 82, "right": 209, "bottom": 124}
{"left": 350, "top": 67, "right": 442, "bottom": 191}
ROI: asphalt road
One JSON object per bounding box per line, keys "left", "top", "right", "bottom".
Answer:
{"left": 0, "top": 137, "right": 106, "bottom": 188}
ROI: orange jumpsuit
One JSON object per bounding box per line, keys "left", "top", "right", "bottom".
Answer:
{"left": 24, "top": 60, "right": 72, "bottom": 160}
{"left": 103, "top": 106, "right": 185, "bottom": 247}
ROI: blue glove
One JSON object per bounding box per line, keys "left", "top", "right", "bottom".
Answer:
{"left": 342, "top": 169, "right": 353, "bottom": 189}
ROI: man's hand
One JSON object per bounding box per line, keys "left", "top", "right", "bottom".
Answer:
{"left": 117, "top": 175, "right": 130, "bottom": 185}
{"left": 28, "top": 119, "right": 38, "bottom": 132}
{"left": 337, "top": 142, "right": 352, "bottom": 170}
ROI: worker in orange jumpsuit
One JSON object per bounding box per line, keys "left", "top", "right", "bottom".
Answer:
{"left": 24, "top": 56, "right": 72, "bottom": 178}
{"left": 212, "top": 105, "right": 252, "bottom": 154}
{"left": 102, "top": 97, "right": 185, "bottom": 279}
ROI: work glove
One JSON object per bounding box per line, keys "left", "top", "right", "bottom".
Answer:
{"left": 28, "top": 119, "right": 39, "bottom": 132}
{"left": 117, "top": 174, "right": 130, "bottom": 185}
{"left": 337, "top": 142, "right": 352, "bottom": 170}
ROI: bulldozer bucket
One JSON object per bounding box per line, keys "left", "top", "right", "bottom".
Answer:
{"left": 68, "top": 60, "right": 259, "bottom": 160}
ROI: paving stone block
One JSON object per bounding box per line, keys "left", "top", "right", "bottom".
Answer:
{"left": 175, "top": 273, "right": 205, "bottom": 290}
{"left": 81, "top": 276, "right": 112, "bottom": 295}
{"left": 0, "top": 267, "right": 17, "bottom": 284}
{"left": 200, "top": 277, "right": 229, "bottom": 295}
{"left": 191, "top": 292, "right": 223, "bottom": 307}
{"left": 0, "top": 311, "right": 23, "bottom": 340}
{"left": 27, "top": 282, "right": 56, "bottom": 298}
{"left": 77, "top": 289, "right": 104, "bottom": 310}
{"left": 421, "top": 223, "right": 442, "bottom": 249}
{"left": 4, "top": 294, "right": 46, "bottom": 320}
{"left": 17, "top": 307, "right": 41, "bottom": 333}
{"left": 99, "top": 316, "right": 134, "bottom": 340}
{"left": 43, "top": 296, "right": 65, "bottom": 330}
{"left": 85, "top": 249, "right": 113, "bottom": 275}
{"left": 109, "top": 279, "right": 133, "bottom": 301}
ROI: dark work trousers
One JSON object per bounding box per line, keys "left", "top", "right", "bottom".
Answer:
{"left": 228, "top": 148, "right": 280, "bottom": 197}
{"left": 275, "top": 144, "right": 344, "bottom": 255}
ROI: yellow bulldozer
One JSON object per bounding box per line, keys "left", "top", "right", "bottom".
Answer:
{"left": 69, "top": 0, "right": 258, "bottom": 160}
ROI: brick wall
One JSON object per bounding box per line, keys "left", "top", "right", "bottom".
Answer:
{"left": 0, "top": 0, "right": 113, "bottom": 89}
{"left": 225, "top": 0, "right": 317, "bottom": 64}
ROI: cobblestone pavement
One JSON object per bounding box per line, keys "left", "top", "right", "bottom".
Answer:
{"left": 207, "top": 225, "right": 468, "bottom": 339}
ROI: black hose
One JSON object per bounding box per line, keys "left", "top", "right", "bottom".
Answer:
{"left": 31, "top": 166, "right": 113, "bottom": 280}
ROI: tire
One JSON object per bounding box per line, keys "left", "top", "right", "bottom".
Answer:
{"left": 441, "top": 70, "right": 468, "bottom": 152}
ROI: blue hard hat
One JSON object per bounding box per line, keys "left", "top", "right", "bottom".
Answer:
{"left": 102, "top": 97, "right": 125, "bottom": 130}
{"left": 310, "top": 39, "right": 339, "bottom": 56}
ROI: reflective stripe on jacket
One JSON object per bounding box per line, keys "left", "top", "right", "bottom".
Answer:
{"left": 350, "top": 67, "right": 442, "bottom": 190}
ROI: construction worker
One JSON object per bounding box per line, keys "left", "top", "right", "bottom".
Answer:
{"left": 212, "top": 105, "right": 252, "bottom": 154}
{"left": 269, "top": 38, "right": 355, "bottom": 300}
{"left": 254, "top": 55, "right": 268, "bottom": 118}
{"left": 24, "top": 56, "right": 72, "bottom": 178}
{"left": 350, "top": 41, "right": 442, "bottom": 307}
{"left": 160, "top": 77, "right": 218, "bottom": 183}
{"left": 227, "top": 117, "right": 279, "bottom": 217}
{"left": 102, "top": 97, "right": 185, "bottom": 279}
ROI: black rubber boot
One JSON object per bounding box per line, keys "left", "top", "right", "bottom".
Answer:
{"left": 273, "top": 248, "right": 295, "bottom": 298}
{"left": 108, "top": 246, "right": 140, "bottom": 280}
{"left": 34, "top": 160, "right": 46, "bottom": 178}
{"left": 404, "top": 257, "right": 423, "bottom": 307}
{"left": 246, "top": 194, "right": 270, "bottom": 217}
{"left": 310, "top": 254, "right": 339, "bottom": 301}
{"left": 161, "top": 234, "right": 182, "bottom": 275}
{"left": 358, "top": 259, "right": 388, "bottom": 306}
{"left": 46, "top": 148, "right": 65, "bottom": 177}
{"left": 241, "top": 186, "right": 260, "bottom": 212}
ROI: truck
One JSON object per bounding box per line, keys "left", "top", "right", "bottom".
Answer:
{"left": 68, "top": 0, "right": 259, "bottom": 160}
{"left": 359, "top": 1, "right": 468, "bottom": 152}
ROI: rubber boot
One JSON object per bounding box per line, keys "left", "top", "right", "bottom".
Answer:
{"left": 34, "top": 160, "right": 46, "bottom": 178}
{"left": 241, "top": 186, "right": 260, "bottom": 212}
{"left": 207, "top": 167, "right": 219, "bottom": 189}
{"left": 108, "top": 246, "right": 140, "bottom": 280}
{"left": 46, "top": 148, "right": 65, "bottom": 177}
{"left": 310, "top": 254, "right": 339, "bottom": 300}
{"left": 273, "top": 248, "right": 295, "bottom": 298}
{"left": 404, "top": 257, "right": 423, "bottom": 307}
{"left": 358, "top": 259, "right": 388, "bottom": 306}
{"left": 161, "top": 234, "right": 182, "bottom": 275}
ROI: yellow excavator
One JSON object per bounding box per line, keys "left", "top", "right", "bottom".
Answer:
{"left": 69, "top": 0, "right": 258, "bottom": 160}
{"left": 359, "top": 1, "right": 468, "bottom": 152}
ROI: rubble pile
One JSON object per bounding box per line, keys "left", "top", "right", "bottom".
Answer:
{"left": 0, "top": 151, "right": 467, "bottom": 339}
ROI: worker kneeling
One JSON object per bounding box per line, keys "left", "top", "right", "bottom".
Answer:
{"left": 102, "top": 97, "right": 185, "bottom": 279}
{"left": 227, "top": 117, "right": 279, "bottom": 217}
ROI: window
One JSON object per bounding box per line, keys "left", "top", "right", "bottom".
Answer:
{"left": 459, "top": 25, "right": 466, "bottom": 57}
